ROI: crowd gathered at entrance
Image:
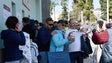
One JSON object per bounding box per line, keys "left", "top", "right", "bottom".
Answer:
{"left": 1, "top": 16, "right": 112, "bottom": 63}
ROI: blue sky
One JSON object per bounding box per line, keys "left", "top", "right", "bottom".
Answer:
{"left": 54, "top": 0, "right": 100, "bottom": 12}
{"left": 93, "top": 0, "right": 100, "bottom": 9}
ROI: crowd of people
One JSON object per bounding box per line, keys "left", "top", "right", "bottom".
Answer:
{"left": 1, "top": 16, "right": 112, "bottom": 63}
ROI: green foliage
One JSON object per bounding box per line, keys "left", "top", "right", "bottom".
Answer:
{"left": 90, "top": 13, "right": 97, "bottom": 24}
{"left": 83, "top": 9, "right": 91, "bottom": 19}
{"left": 71, "top": 0, "right": 85, "bottom": 20}
{"left": 69, "top": 10, "right": 78, "bottom": 19}
{"left": 100, "top": 0, "right": 107, "bottom": 20}
{"left": 59, "top": 0, "right": 68, "bottom": 20}
{"left": 109, "top": 1, "right": 112, "bottom": 18}
{"left": 50, "top": 0, "right": 59, "bottom": 15}
{"left": 71, "top": 0, "right": 95, "bottom": 22}
{"left": 50, "top": 1, "right": 55, "bottom": 15}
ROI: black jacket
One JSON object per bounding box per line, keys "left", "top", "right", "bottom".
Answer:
{"left": 1, "top": 29, "right": 25, "bottom": 61}
{"left": 80, "top": 35, "right": 92, "bottom": 58}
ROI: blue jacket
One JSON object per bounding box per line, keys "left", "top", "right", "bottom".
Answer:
{"left": 1, "top": 29, "right": 25, "bottom": 61}
{"left": 50, "top": 30, "right": 69, "bottom": 52}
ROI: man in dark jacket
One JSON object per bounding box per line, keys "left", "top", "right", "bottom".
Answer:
{"left": 22, "top": 17, "right": 35, "bottom": 41}
{"left": 36, "top": 17, "right": 53, "bottom": 63}
{"left": 1, "top": 16, "right": 25, "bottom": 63}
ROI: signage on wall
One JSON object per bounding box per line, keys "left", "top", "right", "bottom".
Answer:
{"left": 22, "top": 0, "right": 30, "bottom": 11}
{"left": 3, "top": 4, "right": 11, "bottom": 19}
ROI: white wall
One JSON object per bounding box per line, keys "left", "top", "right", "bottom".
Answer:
{"left": 0, "top": 0, "right": 42, "bottom": 48}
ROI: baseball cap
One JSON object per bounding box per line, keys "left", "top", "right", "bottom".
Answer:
{"left": 57, "top": 20, "right": 65, "bottom": 24}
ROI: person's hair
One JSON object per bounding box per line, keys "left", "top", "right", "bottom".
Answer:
{"left": 5, "top": 16, "right": 19, "bottom": 29}
{"left": 34, "top": 20, "right": 39, "bottom": 24}
{"left": 106, "top": 23, "right": 112, "bottom": 29}
{"left": 97, "top": 20, "right": 104, "bottom": 26}
{"left": 64, "top": 20, "right": 68, "bottom": 24}
{"left": 54, "top": 21, "right": 57, "bottom": 23}
{"left": 69, "top": 18, "right": 75, "bottom": 23}
{"left": 22, "top": 17, "right": 30, "bottom": 23}
{"left": 39, "top": 23, "right": 43, "bottom": 26}
{"left": 45, "top": 17, "right": 53, "bottom": 23}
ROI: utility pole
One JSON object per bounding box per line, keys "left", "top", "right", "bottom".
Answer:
{"left": 81, "top": 10, "right": 84, "bottom": 24}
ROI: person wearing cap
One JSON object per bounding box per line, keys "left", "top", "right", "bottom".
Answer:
{"left": 49, "top": 20, "right": 74, "bottom": 52}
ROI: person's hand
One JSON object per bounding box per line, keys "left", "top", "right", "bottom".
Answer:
{"left": 80, "top": 26, "right": 84, "bottom": 32}
{"left": 92, "top": 29, "right": 96, "bottom": 33}
{"left": 68, "top": 31, "right": 74, "bottom": 37}
{"left": 15, "top": 23, "right": 21, "bottom": 32}
{"left": 68, "top": 31, "right": 75, "bottom": 42}
{"left": 51, "top": 30, "right": 57, "bottom": 35}
{"left": 68, "top": 36, "right": 75, "bottom": 42}
{"left": 15, "top": 25, "right": 21, "bottom": 32}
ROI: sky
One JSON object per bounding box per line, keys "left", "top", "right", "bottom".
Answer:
{"left": 93, "top": 0, "right": 100, "bottom": 9}
{"left": 54, "top": 0, "right": 101, "bottom": 12}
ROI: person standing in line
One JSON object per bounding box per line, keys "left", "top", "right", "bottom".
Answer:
{"left": 65, "top": 18, "right": 86, "bottom": 63}
{"left": 30, "top": 40, "right": 39, "bottom": 63}
{"left": 81, "top": 19, "right": 91, "bottom": 34}
{"left": 34, "top": 20, "right": 43, "bottom": 42}
{"left": 19, "top": 32, "right": 32, "bottom": 63}
{"left": 36, "top": 17, "right": 54, "bottom": 63}
{"left": 21, "top": 17, "right": 35, "bottom": 63}
{"left": 94, "top": 20, "right": 105, "bottom": 63}
{"left": 99, "top": 23, "right": 112, "bottom": 63}
{"left": 1, "top": 16, "right": 26, "bottom": 63}
{"left": 49, "top": 20, "right": 74, "bottom": 52}
{"left": 22, "top": 17, "right": 35, "bottom": 42}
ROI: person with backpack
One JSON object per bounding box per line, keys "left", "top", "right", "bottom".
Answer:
{"left": 92, "top": 20, "right": 107, "bottom": 63}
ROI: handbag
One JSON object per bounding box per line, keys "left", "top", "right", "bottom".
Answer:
{"left": 48, "top": 52, "right": 71, "bottom": 63}
{"left": 92, "top": 30, "right": 109, "bottom": 44}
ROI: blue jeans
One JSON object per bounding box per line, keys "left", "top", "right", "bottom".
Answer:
{"left": 39, "top": 52, "right": 48, "bottom": 63}
{"left": 5, "top": 60, "right": 21, "bottom": 63}
{"left": 70, "top": 52, "right": 83, "bottom": 63}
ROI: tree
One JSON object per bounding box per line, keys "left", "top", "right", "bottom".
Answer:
{"left": 70, "top": 0, "right": 96, "bottom": 23}
{"left": 100, "top": 0, "right": 107, "bottom": 20}
{"left": 50, "top": 1, "right": 55, "bottom": 15}
{"left": 109, "top": 1, "right": 112, "bottom": 18}
{"left": 58, "top": 0, "right": 68, "bottom": 20}
{"left": 73, "top": 0, "right": 85, "bottom": 20}
{"left": 50, "top": 0, "right": 59, "bottom": 16}
{"left": 83, "top": 0, "right": 93, "bottom": 20}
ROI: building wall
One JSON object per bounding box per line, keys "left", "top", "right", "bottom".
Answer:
{"left": 41, "top": 0, "right": 50, "bottom": 22}
{"left": 0, "top": 0, "right": 44, "bottom": 62}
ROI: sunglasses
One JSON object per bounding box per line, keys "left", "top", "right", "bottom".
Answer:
{"left": 48, "top": 24, "right": 53, "bottom": 26}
